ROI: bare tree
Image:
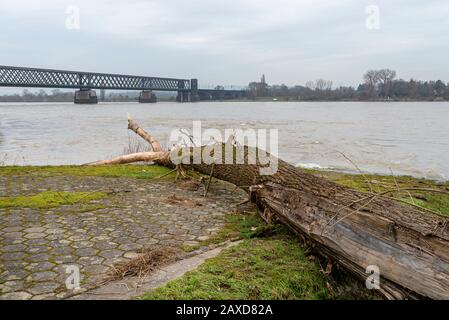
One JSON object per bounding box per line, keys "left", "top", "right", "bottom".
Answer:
{"left": 315, "top": 79, "right": 333, "bottom": 91}
{"left": 363, "top": 70, "right": 381, "bottom": 98}
{"left": 377, "top": 69, "right": 397, "bottom": 98}
{"left": 305, "top": 81, "right": 316, "bottom": 91}
{"left": 311, "top": 79, "right": 333, "bottom": 99}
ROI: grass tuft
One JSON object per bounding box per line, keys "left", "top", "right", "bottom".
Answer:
{"left": 181, "top": 212, "right": 268, "bottom": 252}
{"left": 0, "top": 165, "right": 175, "bottom": 180}
{"left": 305, "top": 169, "right": 449, "bottom": 216}
{"left": 140, "top": 237, "right": 330, "bottom": 300}
{"left": 145, "top": 210, "right": 375, "bottom": 300}
{"left": 0, "top": 191, "right": 106, "bottom": 209}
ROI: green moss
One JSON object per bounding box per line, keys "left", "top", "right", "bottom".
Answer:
{"left": 401, "top": 194, "right": 449, "bottom": 215}
{"left": 219, "top": 214, "right": 279, "bottom": 239}
{"left": 181, "top": 212, "right": 273, "bottom": 252}
{"left": 140, "top": 237, "right": 330, "bottom": 300}
{"left": 0, "top": 191, "right": 106, "bottom": 209}
{"left": 304, "top": 169, "right": 449, "bottom": 216}
{"left": 0, "top": 165, "right": 175, "bottom": 180}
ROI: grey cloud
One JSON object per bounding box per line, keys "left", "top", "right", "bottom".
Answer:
{"left": 0, "top": 0, "right": 448, "bottom": 90}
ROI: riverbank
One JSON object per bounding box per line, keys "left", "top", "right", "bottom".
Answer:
{"left": 1, "top": 165, "right": 448, "bottom": 299}
{"left": 140, "top": 168, "right": 449, "bottom": 300}
{"left": 210, "top": 97, "right": 449, "bottom": 102}
{"left": 0, "top": 165, "right": 247, "bottom": 299}
{"left": 2, "top": 97, "right": 448, "bottom": 103}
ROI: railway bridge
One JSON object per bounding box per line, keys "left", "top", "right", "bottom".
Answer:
{"left": 0, "top": 65, "right": 246, "bottom": 104}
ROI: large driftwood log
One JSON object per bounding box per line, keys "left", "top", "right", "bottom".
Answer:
{"left": 88, "top": 151, "right": 168, "bottom": 165}
{"left": 89, "top": 119, "right": 449, "bottom": 300}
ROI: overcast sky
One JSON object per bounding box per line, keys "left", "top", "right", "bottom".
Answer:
{"left": 1, "top": 0, "right": 448, "bottom": 89}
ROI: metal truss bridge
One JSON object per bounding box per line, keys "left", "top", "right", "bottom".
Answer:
{"left": 0, "top": 65, "right": 246, "bottom": 103}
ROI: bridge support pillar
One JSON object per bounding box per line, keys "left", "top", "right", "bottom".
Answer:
{"left": 176, "top": 79, "right": 188, "bottom": 102}
{"left": 190, "top": 79, "right": 199, "bottom": 102}
{"left": 176, "top": 91, "right": 190, "bottom": 102}
{"left": 139, "top": 90, "right": 157, "bottom": 103}
{"left": 74, "top": 89, "right": 98, "bottom": 104}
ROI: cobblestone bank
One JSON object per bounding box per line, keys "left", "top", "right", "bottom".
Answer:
{"left": 0, "top": 173, "right": 246, "bottom": 300}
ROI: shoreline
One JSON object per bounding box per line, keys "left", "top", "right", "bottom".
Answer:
{"left": 2, "top": 164, "right": 447, "bottom": 183}
{"left": 1, "top": 99, "right": 449, "bottom": 104}
{"left": 1, "top": 165, "right": 448, "bottom": 299}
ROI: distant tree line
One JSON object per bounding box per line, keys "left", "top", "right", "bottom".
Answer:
{"left": 0, "top": 89, "right": 177, "bottom": 102}
{"left": 0, "top": 89, "right": 74, "bottom": 102}
{"left": 0, "top": 89, "right": 137, "bottom": 103}
{"left": 248, "top": 70, "right": 449, "bottom": 101}
{"left": 1, "top": 70, "right": 448, "bottom": 102}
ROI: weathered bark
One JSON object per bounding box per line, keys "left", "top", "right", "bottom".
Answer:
{"left": 87, "top": 151, "right": 169, "bottom": 166}
{"left": 127, "top": 117, "right": 163, "bottom": 152}
{"left": 89, "top": 118, "right": 449, "bottom": 300}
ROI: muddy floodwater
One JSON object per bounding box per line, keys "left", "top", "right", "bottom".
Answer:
{"left": 0, "top": 101, "right": 448, "bottom": 180}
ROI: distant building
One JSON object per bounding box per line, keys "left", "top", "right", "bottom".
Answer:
{"left": 248, "top": 74, "right": 269, "bottom": 97}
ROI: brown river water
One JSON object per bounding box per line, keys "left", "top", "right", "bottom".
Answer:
{"left": 0, "top": 101, "right": 448, "bottom": 180}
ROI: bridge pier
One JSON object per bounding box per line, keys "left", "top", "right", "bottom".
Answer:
{"left": 176, "top": 91, "right": 190, "bottom": 102}
{"left": 74, "top": 89, "right": 98, "bottom": 104}
{"left": 190, "top": 79, "right": 199, "bottom": 102}
{"left": 139, "top": 90, "right": 157, "bottom": 103}
{"left": 176, "top": 78, "right": 199, "bottom": 102}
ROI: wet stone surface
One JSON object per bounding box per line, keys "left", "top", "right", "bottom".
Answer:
{"left": 0, "top": 174, "right": 246, "bottom": 300}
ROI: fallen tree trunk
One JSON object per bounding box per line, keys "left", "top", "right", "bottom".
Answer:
{"left": 89, "top": 118, "right": 449, "bottom": 299}
{"left": 87, "top": 151, "right": 168, "bottom": 165}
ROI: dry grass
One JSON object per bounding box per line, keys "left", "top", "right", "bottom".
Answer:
{"left": 123, "top": 135, "right": 151, "bottom": 155}
{"left": 164, "top": 194, "right": 204, "bottom": 207}
{"left": 105, "top": 245, "right": 182, "bottom": 282}
{"left": 177, "top": 179, "right": 202, "bottom": 191}
{"left": 0, "top": 153, "right": 7, "bottom": 166}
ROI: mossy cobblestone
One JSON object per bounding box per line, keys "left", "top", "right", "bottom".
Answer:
{"left": 0, "top": 169, "right": 246, "bottom": 300}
